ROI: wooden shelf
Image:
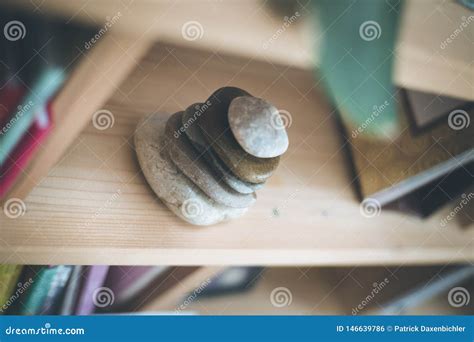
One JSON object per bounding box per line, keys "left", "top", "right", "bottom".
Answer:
{"left": 1, "top": 43, "right": 472, "bottom": 266}
{"left": 6, "top": 0, "right": 472, "bottom": 101}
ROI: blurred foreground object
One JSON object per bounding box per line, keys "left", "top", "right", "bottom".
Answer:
{"left": 313, "top": 0, "right": 402, "bottom": 139}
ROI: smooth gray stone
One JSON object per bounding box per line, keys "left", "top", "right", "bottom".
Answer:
{"left": 134, "top": 112, "right": 247, "bottom": 226}
{"left": 180, "top": 103, "right": 208, "bottom": 150}
{"left": 198, "top": 87, "right": 279, "bottom": 184}
{"left": 203, "top": 146, "right": 266, "bottom": 194}
{"left": 228, "top": 96, "right": 289, "bottom": 158}
{"left": 182, "top": 104, "right": 264, "bottom": 194}
{"left": 166, "top": 111, "right": 256, "bottom": 209}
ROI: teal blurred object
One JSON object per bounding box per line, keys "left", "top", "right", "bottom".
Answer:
{"left": 458, "top": 0, "right": 474, "bottom": 10}
{"left": 313, "top": 0, "right": 403, "bottom": 139}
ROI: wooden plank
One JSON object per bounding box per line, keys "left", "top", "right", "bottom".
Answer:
{"left": 0, "top": 43, "right": 472, "bottom": 266}
{"left": 3, "top": 33, "right": 152, "bottom": 202}
{"left": 394, "top": 0, "right": 473, "bottom": 100}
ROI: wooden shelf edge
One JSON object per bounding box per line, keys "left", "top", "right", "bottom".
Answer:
{"left": 1, "top": 247, "right": 472, "bottom": 266}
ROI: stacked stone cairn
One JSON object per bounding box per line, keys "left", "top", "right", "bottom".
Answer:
{"left": 134, "top": 87, "right": 289, "bottom": 225}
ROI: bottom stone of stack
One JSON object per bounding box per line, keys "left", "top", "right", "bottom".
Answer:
{"left": 134, "top": 112, "right": 247, "bottom": 226}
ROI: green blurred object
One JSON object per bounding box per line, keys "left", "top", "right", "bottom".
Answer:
{"left": 313, "top": 0, "right": 403, "bottom": 139}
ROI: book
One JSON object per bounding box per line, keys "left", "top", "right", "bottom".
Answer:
{"left": 16, "top": 266, "right": 72, "bottom": 315}
{"left": 0, "top": 265, "right": 22, "bottom": 314}
{"left": 0, "top": 102, "right": 54, "bottom": 198}
{"left": 405, "top": 89, "right": 470, "bottom": 129}
{"left": 0, "top": 9, "right": 65, "bottom": 166}
{"left": 194, "top": 267, "right": 263, "bottom": 297}
{"left": 0, "top": 84, "right": 25, "bottom": 129}
{"left": 60, "top": 266, "right": 84, "bottom": 315}
{"left": 104, "top": 266, "right": 169, "bottom": 311}
{"left": 343, "top": 94, "right": 473, "bottom": 208}
{"left": 388, "top": 163, "right": 474, "bottom": 217}
{"left": 39, "top": 265, "right": 73, "bottom": 315}
{"left": 0, "top": 67, "right": 64, "bottom": 167}
{"left": 0, "top": 10, "right": 26, "bottom": 122}
{"left": 75, "top": 266, "right": 109, "bottom": 315}
{"left": 0, "top": 8, "right": 95, "bottom": 169}
{"left": 14, "top": 266, "right": 43, "bottom": 315}
{"left": 315, "top": 0, "right": 401, "bottom": 139}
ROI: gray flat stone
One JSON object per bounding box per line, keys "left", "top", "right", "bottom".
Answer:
{"left": 182, "top": 104, "right": 264, "bottom": 194}
{"left": 181, "top": 103, "right": 209, "bottom": 151}
{"left": 166, "top": 111, "right": 256, "bottom": 209}
{"left": 228, "top": 96, "right": 289, "bottom": 158}
{"left": 198, "top": 87, "right": 280, "bottom": 184}
{"left": 134, "top": 112, "right": 247, "bottom": 226}
{"left": 203, "top": 146, "right": 265, "bottom": 194}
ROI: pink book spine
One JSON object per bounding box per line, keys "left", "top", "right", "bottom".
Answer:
{"left": 0, "top": 102, "right": 53, "bottom": 199}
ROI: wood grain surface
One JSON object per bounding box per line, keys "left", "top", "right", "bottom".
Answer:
{"left": 1, "top": 43, "right": 472, "bottom": 266}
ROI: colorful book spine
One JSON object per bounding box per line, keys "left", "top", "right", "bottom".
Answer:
{"left": 0, "top": 84, "right": 25, "bottom": 129}
{"left": 0, "top": 102, "right": 54, "bottom": 198}
{"left": 104, "top": 266, "right": 169, "bottom": 310}
{"left": 0, "top": 67, "right": 64, "bottom": 166}
{"left": 75, "top": 266, "right": 109, "bottom": 315}
{"left": 60, "top": 266, "right": 84, "bottom": 315}
{"left": 17, "top": 266, "right": 71, "bottom": 315}
{"left": 0, "top": 265, "right": 22, "bottom": 315}
{"left": 40, "top": 265, "right": 73, "bottom": 315}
